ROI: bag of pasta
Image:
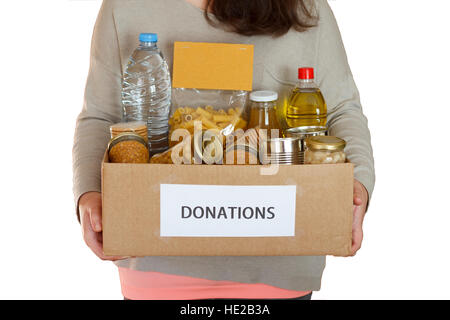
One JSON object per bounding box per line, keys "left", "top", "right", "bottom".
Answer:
{"left": 166, "top": 88, "right": 249, "bottom": 164}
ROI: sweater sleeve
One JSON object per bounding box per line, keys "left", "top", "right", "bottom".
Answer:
{"left": 72, "top": 0, "right": 122, "bottom": 220}
{"left": 314, "top": 0, "right": 375, "bottom": 198}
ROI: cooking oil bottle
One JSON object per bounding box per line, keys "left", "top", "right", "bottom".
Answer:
{"left": 286, "top": 68, "right": 327, "bottom": 128}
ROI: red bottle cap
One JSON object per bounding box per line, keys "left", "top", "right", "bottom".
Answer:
{"left": 298, "top": 67, "right": 314, "bottom": 80}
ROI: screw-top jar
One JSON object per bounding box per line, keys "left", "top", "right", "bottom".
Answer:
{"left": 110, "top": 121, "right": 148, "bottom": 142}
{"left": 304, "top": 136, "right": 346, "bottom": 164}
{"left": 108, "top": 132, "right": 150, "bottom": 163}
{"left": 248, "top": 91, "right": 281, "bottom": 139}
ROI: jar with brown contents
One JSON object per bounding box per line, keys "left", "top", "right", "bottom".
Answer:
{"left": 304, "top": 136, "right": 346, "bottom": 164}
{"left": 108, "top": 133, "right": 149, "bottom": 163}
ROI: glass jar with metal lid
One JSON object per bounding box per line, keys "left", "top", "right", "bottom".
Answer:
{"left": 304, "top": 136, "right": 346, "bottom": 164}
{"left": 248, "top": 91, "right": 281, "bottom": 139}
{"left": 108, "top": 132, "right": 150, "bottom": 163}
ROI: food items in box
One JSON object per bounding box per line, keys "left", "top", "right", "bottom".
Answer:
{"left": 304, "top": 136, "right": 346, "bottom": 164}
{"left": 122, "top": 33, "right": 171, "bottom": 155}
{"left": 166, "top": 88, "right": 249, "bottom": 163}
{"left": 286, "top": 67, "right": 327, "bottom": 129}
{"left": 248, "top": 91, "right": 281, "bottom": 139}
{"left": 108, "top": 133, "right": 149, "bottom": 163}
{"left": 170, "top": 88, "right": 248, "bottom": 137}
{"left": 169, "top": 106, "right": 247, "bottom": 146}
{"left": 161, "top": 104, "right": 248, "bottom": 164}
{"left": 149, "top": 147, "right": 174, "bottom": 164}
{"left": 284, "top": 126, "right": 327, "bottom": 139}
{"left": 152, "top": 128, "right": 226, "bottom": 165}
{"left": 261, "top": 137, "right": 303, "bottom": 165}
{"left": 193, "top": 129, "right": 224, "bottom": 164}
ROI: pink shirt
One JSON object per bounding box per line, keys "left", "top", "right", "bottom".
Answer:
{"left": 119, "top": 267, "right": 311, "bottom": 300}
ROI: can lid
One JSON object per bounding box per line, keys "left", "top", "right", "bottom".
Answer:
{"left": 250, "top": 91, "right": 278, "bottom": 102}
{"left": 139, "top": 33, "right": 158, "bottom": 42}
{"left": 305, "top": 136, "right": 346, "bottom": 151}
{"left": 285, "top": 126, "right": 328, "bottom": 137}
{"left": 298, "top": 67, "right": 315, "bottom": 80}
{"left": 266, "top": 137, "right": 302, "bottom": 154}
{"left": 108, "top": 132, "right": 148, "bottom": 151}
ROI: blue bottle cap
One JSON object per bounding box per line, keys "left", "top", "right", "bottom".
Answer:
{"left": 139, "top": 33, "right": 158, "bottom": 43}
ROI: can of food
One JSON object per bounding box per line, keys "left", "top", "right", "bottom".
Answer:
{"left": 284, "top": 126, "right": 327, "bottom": 139}
{"left": 283, "top": 126, "right": 328, "bottom": 163}
{"left": 108, "top": 132, "right": 149, "bottom": 163}
{"left": 260, "top": 137, "right": 303, "bottom": 165}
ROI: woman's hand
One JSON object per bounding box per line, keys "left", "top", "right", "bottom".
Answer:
{"left": 79, "top": 192, "right": 127, "bottom": 261}
{"left": 351, "top": 180, "right": 369, "bottom": 256}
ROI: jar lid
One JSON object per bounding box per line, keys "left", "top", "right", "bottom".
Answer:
{"left": 250, "top": 91, "right": 278, "bottom": 102}
{"left": 110, "top": 121, "right": 147, "bottom": 132}
{"left": 305, "top": 136, "right": 346, "bottom": 151}
{"left": 108, "top": 132, "right": 148, "bottom": 151}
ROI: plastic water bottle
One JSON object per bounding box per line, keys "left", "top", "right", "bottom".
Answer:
{"left": 122, "top": 33, "right": 171, "bottom": 155}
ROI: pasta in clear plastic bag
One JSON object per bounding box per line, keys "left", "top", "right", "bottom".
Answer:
{"left": 156, "top": 88, "right": 249, "bottom": 164}
{"left": 169, "top": 89, "right": 249, "bottom": 143}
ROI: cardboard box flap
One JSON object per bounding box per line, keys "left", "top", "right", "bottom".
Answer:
{"left": 172, "top": 42, "right": 254, "bottom": 91}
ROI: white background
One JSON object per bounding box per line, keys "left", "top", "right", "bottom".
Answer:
{"left": 0, "top": 0, "right": 449, "bottom": 300}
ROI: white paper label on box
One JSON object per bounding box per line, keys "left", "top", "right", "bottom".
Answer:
{"left": 160, "top": 184, "right": 297, "bottom": 237}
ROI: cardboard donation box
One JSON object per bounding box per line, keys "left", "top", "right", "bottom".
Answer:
{"left": 102, "top": 42, "right": 354, "bottom": 257}
{"left": 102, "top": 160, "right": 354, "bottom": 257}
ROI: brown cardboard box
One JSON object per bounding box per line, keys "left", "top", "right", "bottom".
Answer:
{"left": 102, "top": 152, "right": 354, "bottom": 257}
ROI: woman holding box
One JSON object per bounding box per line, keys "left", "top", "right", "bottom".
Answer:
{"left": 73, "top": 0, "right": 374, "bottom": 300}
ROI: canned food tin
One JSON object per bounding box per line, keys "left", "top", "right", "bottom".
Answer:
{"left": 260, "top": 137, "right": 303, "bottom": 165}
{"left": 284, "top": 126, "right": 327, "bottom": 139}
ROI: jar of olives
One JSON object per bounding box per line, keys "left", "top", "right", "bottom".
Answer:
{"left": 304, "top": 136, "right": 346, "bottom": 164}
